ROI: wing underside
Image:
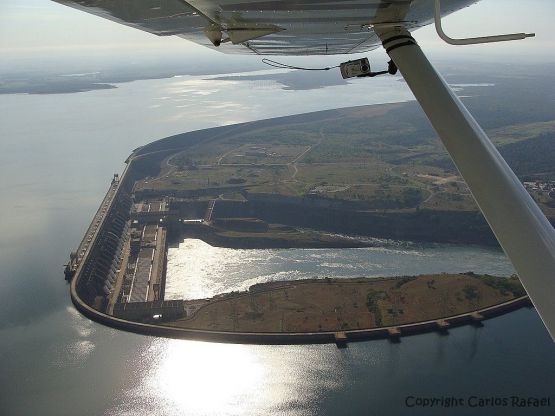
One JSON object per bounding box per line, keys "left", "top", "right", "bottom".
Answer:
{"left": 53, "top": 0, "right": 478, "bottom": 55}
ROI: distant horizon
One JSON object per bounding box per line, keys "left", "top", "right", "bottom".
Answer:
{"left": 3, "top": 52, "right": 554, "bottom": 97}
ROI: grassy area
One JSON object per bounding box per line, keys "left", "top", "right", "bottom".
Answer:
{"left": 220, "top": 144, "right": 310, "bottom": 165}
{"left": 136, "top": 102, "right": 555, "bottom": 216}
{"left": 135, "top": 164, "right": 291, "bottom": 192}
{"left": 167, "top": 273, "right": 525, "bottom": 332}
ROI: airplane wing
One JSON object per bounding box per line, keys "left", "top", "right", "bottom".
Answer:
{"left": 53, "top": 0, "right": 478, "bottom": 55}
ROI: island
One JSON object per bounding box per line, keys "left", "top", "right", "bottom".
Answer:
{"left": 65, "top": 100, "right": 554, "bottom": 344}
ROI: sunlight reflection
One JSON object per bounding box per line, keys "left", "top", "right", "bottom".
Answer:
{"left": 166, "top": 238, "right": 515, "bottom": 302}
{"left": 130, "top": 339, "right": 346, "bottom": 416}
{"left": 149, "top": 340, "right": 265, "bottom": 415}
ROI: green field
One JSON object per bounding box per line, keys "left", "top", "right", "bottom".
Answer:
{"left": 134, "top": 100, "right": 555, "bottom": 215}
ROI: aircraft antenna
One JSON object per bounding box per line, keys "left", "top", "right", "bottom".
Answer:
{"left": 261, "top": 58, "right": 339, "bottom": 71}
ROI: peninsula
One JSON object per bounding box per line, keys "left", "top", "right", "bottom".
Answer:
{"left": 65, "top": 102, "right": 553, "bottom": 344}
{"left": 165, "top": 273, "right": 526, "bottom": 333}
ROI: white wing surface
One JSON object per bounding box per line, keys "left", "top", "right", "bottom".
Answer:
{"left": 53, "top": 0, "right": 477, "bottom": 54}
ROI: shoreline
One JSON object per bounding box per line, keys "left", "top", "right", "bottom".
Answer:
{"left": 70, "top": 270, "right": 532, "bottom": 344}
{"left": 166, "top": 274, "right": 526, "bottom": 334}
{"left": 70, "top": 281, "right": 531, "bottom": 344}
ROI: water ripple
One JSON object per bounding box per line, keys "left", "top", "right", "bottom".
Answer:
{"left": 165, "top": 239, "right": 514, "bottom": 300}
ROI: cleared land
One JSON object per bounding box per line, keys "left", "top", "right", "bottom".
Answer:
{"left": 135, "top": 100, "right": 555, "bottom": 216}
{"left": 167, "top": 273, "right": 525, "bottom": 333}
{"left": 131, "top": 100, "right": 554, "bottom": 247}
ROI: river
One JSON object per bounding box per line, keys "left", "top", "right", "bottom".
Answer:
{"left": 165, "top": 239, "right": 515, "bottom": 300}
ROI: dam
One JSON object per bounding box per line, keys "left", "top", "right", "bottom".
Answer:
{"left": 64, "top": 126, "right": 532, "bottom": 344}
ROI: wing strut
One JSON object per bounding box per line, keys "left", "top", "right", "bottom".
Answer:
{"left": 377, "top": 28, "right": 555, "bottom": 341}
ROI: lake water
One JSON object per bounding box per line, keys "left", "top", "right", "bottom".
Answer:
{"left": 0, "top": 72, "right": 553, "bottom": 416}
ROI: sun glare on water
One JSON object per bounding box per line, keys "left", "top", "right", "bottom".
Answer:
{"left": 148, "top": 340, "right": 265, "bottom": 415}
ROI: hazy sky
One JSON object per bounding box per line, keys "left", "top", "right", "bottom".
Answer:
{"left": 1, "top": 0, "right": 555, "bottom": 65}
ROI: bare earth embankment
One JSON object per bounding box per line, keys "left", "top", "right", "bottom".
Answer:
{"left": 167, "top": 273, "right": 525, "bottom": 333}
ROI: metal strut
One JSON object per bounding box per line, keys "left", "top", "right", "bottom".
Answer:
{"left": 378, "top": 28, "right": 555, "bottom": 341}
